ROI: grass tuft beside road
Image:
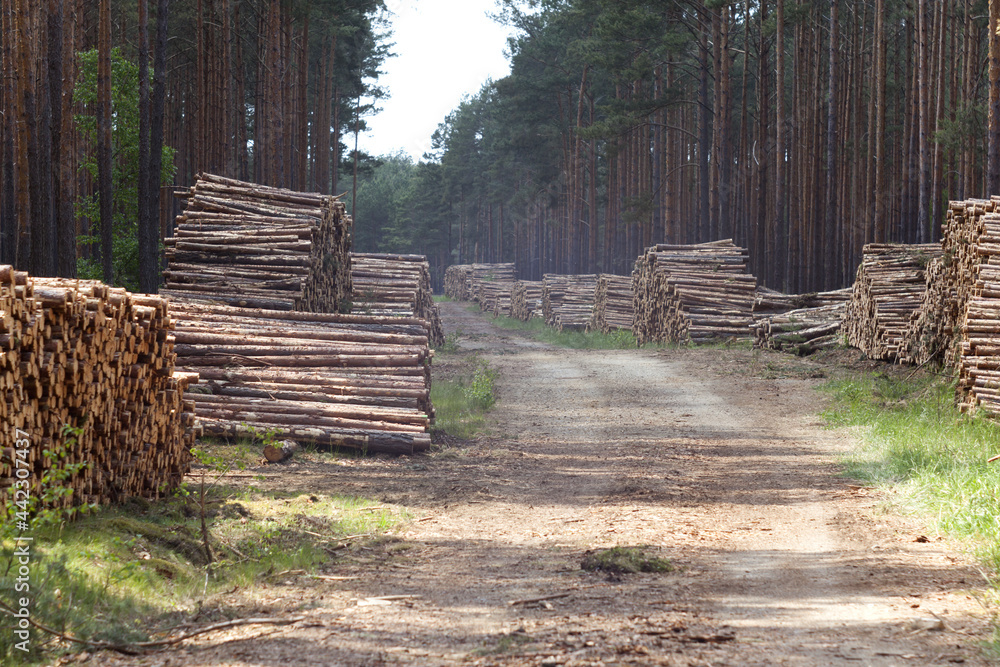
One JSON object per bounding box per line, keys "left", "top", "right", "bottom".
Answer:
{"left": 430, "top": 357, "right": 498, "bottom": 441}
{"left": 822, "top": 371, "right": 1000, "bottom": 628}
{"left": 490, "top": 314, "right": 640, "bottom": 349}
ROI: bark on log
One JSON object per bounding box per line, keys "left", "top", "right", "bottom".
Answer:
{"left": 165, "top": 173, "right": 353, "bottom": 313}
{"left": 171, "top": 300, "right": 433, "bottom": 455}
{"left": 263, "top": 439, "right": 299, "bottom": 463}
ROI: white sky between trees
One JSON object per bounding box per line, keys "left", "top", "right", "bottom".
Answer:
{"left": 360, "top": 0, "right": 515, "bottom": 162}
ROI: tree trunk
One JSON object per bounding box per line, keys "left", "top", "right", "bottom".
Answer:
{"left": 1, "top": 0, "right": 15, "bottom": 265}
{"left": 149, "top": 0, "right": 169, "bottom": 277}
{"left": 775, "top": 0, "right": 787, "bottom": 291}
{"left": 138, "top": 0, "right": 156, "bottom": 292}
{"left": 824, "top": 0, "right": 839, "bottom": 289}
{"left": 97, "top": 0, "right": 113, "bottom": 282}
{"left": 917, "top": 0, "right": 930, "bottom": 242}
{"left": 989, "top": 0, "right": 1000, "bottom": 194}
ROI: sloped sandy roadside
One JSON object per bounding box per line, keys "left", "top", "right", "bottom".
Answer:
{"left": 77, "top": 301, "right": 993, "bottom": 667}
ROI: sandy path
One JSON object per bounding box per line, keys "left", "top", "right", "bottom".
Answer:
{"left": 96, "top": 301, "right": 992, "bottom": 666}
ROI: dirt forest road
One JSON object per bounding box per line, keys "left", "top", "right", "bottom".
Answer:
{"left": 116, "top": 301, "right": 993, "bottom": 666}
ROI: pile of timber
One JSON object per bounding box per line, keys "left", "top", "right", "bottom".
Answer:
{"left": 901, "top": 198, "right": 1000, "bottom": 368}
{"left": 632, "top": 240, "right": 757, "bottom": 345}
{"left": 946, "top": 208, "right": 1000, "bottom": 413}
{"left": 509, "top": 280, "right": 544, "bottom": 321}
{"left": 349, "top": 253, "right": 444, "bottom": 346}
{"left": 170, "top": 300, "right": 433, "bottom": 455}
{"left": 589, "top": 274, "right": 634, "bottom": 333}
{"left": 752, "top": 303, "right": 846, "bottom": 354}
{"left": 542, "top": 274, "right": 598, "bottom": 330}
{"left": 899, "top": 256, "right": 949, "bottom": 366}
{"left": 842, "top": 243, "right": 941, "bottom": 362}
{"left": 492, "top": 285, "right": 514, "bottom": 318}
{"left": 0, "top": 269, "right": 198, "bottom": 509}
{"left": 443, "top": 263, "right": 516, "bottom": 301}
{"left": 753, "top": 286, "right": 853, "bottom": 317}
{"left": 476, "top": 280, "right": 515, "bottom": 317}
{"left": 162, "top": 173, "right": 352, "bottom": 313}
{"left": 443, "top": 265, "right": 470, "bottom": 300}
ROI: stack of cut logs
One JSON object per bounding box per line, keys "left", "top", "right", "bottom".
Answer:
{"left": 632, "top": 240, "right": 757, "bottom": 345}
{"left": 443, "top": 263, "right": 516, "bottom": 301}
{"left": 510, "top": 280, "right": 544, "bottom": 321}
{"left": 492, "top": 285, "right": 514, "bottom": 317}
{"left": 0, "top": 269, "right": 198, "bottom": 509}
{"left": 349, "top": 252, "right": 444, "bottom": 346}
{"left": 589, "top": 274, "right": 634, "bottom": 333}
{"left": 901, "top": 198, "right": 999, "bottom": 368}
{"left": 752, "top": 287, "right": 854, "bottom": 316}
{"left": 921, "top": 201, "right": 1000, "bottom": 413}
{"left": 842, "top": 243, "right": 941, "bottom": 362}
{"left": 542, "top": 274, "right": 598, "bottom": 331}
{"left": 899, "top": 255, "right": 949, "bottom": 366}
{"left": 162, "top": 173, "right": 353, "bottom": 313}
{"left": 751, "top": 287, "right": 852, "bottom": 354}
{"left": 171, "top": 300, "right": 433, "bottom": 455}
{"left": 476, "top": 281, "right": 515, "bottom": 317}
{"left": 752, "top": 304, "right": 846, "bottom": 354}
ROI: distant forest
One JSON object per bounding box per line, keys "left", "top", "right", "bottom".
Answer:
{"left": 5, "top": 1, "right": 1000, "bottom": 297}
{"left": 0, "top": 0, "right": 389, "bottom": 291}
{"left": 354, "top": 0, "right": 1000, "bottom": 293}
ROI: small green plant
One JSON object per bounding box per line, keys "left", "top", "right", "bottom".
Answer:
{"left": 581, "top": 546, "right": 674, "bottom": 574}
{"left": 435, "top": 329, "right": 462, "bottom": 354}
{"left": 1, "top": 424, "right": 97, "bottom": 541}
{"left": 464, "top": 360, "right": 498, "bottom": 410}
{"left": 431, "top": 359, "right": 501, "bottom": 440}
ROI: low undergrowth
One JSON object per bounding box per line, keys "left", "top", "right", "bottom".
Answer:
{"left": 581, "top": 546, "right": 674, "bottom": 575}
{"left": 0, "top": 478, "right": 404, "bottom": 664}
{"left": 430, "top": 356, "right": 498, "bottom": 441}
{"left": 490, "top": 314, "right": 640, "bottom": 349}
{"left": 822, "top": 370, "right": 1000, "bottom": 644}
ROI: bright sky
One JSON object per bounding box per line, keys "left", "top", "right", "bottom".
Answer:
{"left": 360, "top": 0, "right": 516, "bottom": 162}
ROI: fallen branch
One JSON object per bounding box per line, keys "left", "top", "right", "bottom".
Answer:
{"left": 0, "top": 599, "right": 303, "bottom": 655}
{"left": 507, "top": 592, "right": 572, "bottom": 606}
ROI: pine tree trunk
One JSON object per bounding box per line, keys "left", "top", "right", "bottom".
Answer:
{"left": 57, "top": 0, "right": 75, "bottom": 277}
{"left": 0, "top": 0, "right": 15, "bottom": 265}
{"left": 97, "top": 0, "right": 113, "bottom": 282}
{"left": 775, "top": 0, "right": 787, "bottom": 291}
{"left": 989, "top": 0, "right": 1000, "bottom": 194}
{"left": 138, "top": 0, "right": 156, "bottom": 292}
{"left": 917, "top": 0, "right": 930, "bottom": 242}
{"left": 824, "top": 0, "right": 839, "bottom": 289}
{"left": 874, "top": 0, "right": 886, "bottom": 243}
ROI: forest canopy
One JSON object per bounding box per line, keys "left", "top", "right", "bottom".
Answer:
{"left": 353, "top": 0, "right": 997, "bottom": 293}
{"left": 3, "top": 0, "right": 999, "bottom": 295}
{"left": 0, "top": 0, "right": 389, "bottom": 289}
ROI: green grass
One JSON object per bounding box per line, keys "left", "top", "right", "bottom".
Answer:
{"left": 581, "top": 546, "right": 674, "bottom": 574}
{"left": 490, "top": 314, "right": 642, "bottom": 349}
{"left": 430, "top": 358, "right": 498, "bottom": 440}
{"left": 822, "top": 370, "right": 1000, "bottom": 650}
{"left": 822, "top": 371, "right": 1000, "bottom": 571}
{"left": 433, "top": 330, "right": 461, "bottom": 355}
{"left": 0, "top": 481, "right": 405, "bottom": 663}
